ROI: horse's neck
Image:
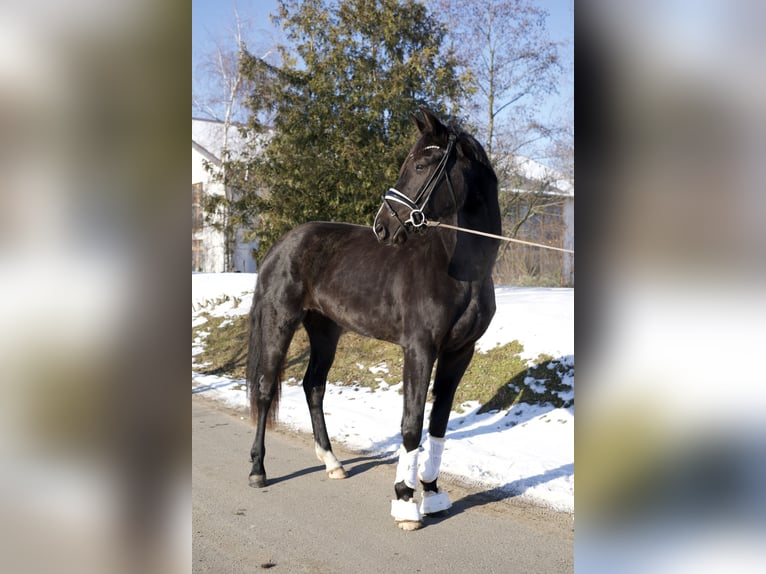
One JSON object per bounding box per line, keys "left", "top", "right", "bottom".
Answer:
{"left": 446, "top": 192, "right": 501, "bottom": 282}
{"left": 447, "top": 230, "right": 498, "bottom": 282}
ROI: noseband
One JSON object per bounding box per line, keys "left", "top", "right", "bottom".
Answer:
{"left": 381, "top": 133, "right": 457, "bottom": 237}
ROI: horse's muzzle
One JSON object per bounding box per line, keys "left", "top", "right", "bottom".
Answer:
{"left": 373, "top": 206, "right": 408, "bottom": 245}
{"left": 374, "top": 224, "right": 407, "bottom": 245}
{"left": 374, "top": 222, "right": 389, "bottom": 242}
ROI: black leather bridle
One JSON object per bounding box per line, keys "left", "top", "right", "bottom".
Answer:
{"left": 379, "top": 132, "right": 457, "bottom": 239}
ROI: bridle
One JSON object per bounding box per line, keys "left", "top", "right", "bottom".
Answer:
{"left": 378, "top": 132, "right": 457, "bottom": 239}
{"left": 374, "top": 131, "right": 575, "bottom": 254}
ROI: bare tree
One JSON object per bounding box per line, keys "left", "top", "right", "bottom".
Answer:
{"left": 430, "top": 0, "right": 562, "bottom": 161}
{"left": 193, "top": 7, "right": 254, "bottom": 144}
{"left": 192, "top": 9, "right": 248, "bottom": 271}
{"left": 429, "top": 0, "right": 571, "bottom": 285}
{"left": 192, "top": 6, "right": 277, "bottom": 270}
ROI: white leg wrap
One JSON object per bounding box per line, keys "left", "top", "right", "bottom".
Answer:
{"left": 420, "top": 490, "right": 452, "bottom": 515}
{"left": 394, "top": 445, "right": 419, "bottom": 489}
{"left": 391, "top": 498, "right": 422, "bottom": 523}
{"left": 418, "top": 434, "right": 445, "bottom": 483}
{"left": 315, "top": 443, "right": 342, "bottom": 472}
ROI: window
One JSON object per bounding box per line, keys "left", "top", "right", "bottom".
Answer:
{"left": 192, "top": 239, "right": 203, "bottom": 272}
{"left": 192, "top": 183, "right": 204, "bottom": 233}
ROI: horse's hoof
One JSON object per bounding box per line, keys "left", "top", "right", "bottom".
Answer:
{"left": 396, "top": 520, "right": 423, "bottom": 531}
{"left": 391, "top": 498, "right": 421, "bottom": 531}
{"left": 248, "top": 474, "right": 267, "bottom": 488}
{"left": 327, "top": 466, "right": 348, "bottom": 480}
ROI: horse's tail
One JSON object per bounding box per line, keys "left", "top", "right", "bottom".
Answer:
{"left": 246, "top": 294, "right": 281, "bottom": 427}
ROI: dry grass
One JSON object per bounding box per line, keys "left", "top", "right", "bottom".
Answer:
{"left": 192, "top": 313, "right": 573, "bottom": 412}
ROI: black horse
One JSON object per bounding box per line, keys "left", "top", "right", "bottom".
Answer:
{"left": 247, "top": 109, "right": 501, "bottom": 530}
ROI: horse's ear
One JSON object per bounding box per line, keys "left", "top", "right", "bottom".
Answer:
{"left": 413, "top": 108, "right": 447, "bottom": 138}
{"left": 411, "top": 111, "right": 427, "bottom": 133}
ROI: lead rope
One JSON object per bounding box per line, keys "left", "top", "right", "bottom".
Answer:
{"left": 424, "top": 220, "right": 575, "bottom": 254}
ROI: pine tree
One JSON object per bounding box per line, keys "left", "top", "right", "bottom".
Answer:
{"left": 225, "top": 0, "right": 468, "bottom": 262}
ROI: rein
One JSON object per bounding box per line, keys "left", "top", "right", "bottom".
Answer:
{"left": 424, "top": 220, "right": 575, "bottom": 254}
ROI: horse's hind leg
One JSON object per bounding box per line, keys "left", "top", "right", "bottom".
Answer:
{"left": 248, "top": 301, "right": 302, "bottom": 488}
{"left": 302, "top": 312, "right": 347, "bottom": 479}
{"left": 417, "top": 344, "right": 475, "bottom": 514}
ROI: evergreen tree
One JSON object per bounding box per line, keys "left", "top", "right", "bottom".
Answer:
{"left": 224, "top": 0, "right": 468, "bottom": 262}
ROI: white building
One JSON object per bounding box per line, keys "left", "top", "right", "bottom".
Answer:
{"left": 192, "top": 118, "right": 258, "bottom": 272}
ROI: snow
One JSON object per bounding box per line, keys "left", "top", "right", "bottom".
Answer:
{"left": 500, "top": 154, "right": 573, "bottom": 196}
{"left": 192, "top": 273, "right": 574, "bottom": 513}
{"left": 476, "top": 286, "right": 574, "bottom": 359}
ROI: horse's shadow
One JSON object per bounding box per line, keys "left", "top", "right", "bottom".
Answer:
{"left": 444, "top": 402, "right": 573, "bottom": 442}
{"left": 344, "top": 452, "right": 397, "bottom": 476}
{"left": 261, "top": 452, "right": 571, "bottom": 529}
{"left": 258, "top": 464, "right": 327, "bottom": 486}
{"left": 266, "top": 452, "right": 571, "bottom": 523}
{"left": 192, "top": 378, "right": 241, "bottom": 394}
{"left": 427, "top": 463, "right": 574, "bottom": 523}
{"left": 264, "top": 452, "right": 396, "bottom": 486}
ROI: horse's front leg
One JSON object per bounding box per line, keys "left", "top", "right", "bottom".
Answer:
{"left": 418, "top": 344, "right": 475, "bottom": 514}
{"left": 391, "top": 345, "right": 435, "bottom": 531}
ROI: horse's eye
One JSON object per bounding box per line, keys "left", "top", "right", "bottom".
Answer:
{"left": 415, "top": 163, "right": 425, "bottom": 172}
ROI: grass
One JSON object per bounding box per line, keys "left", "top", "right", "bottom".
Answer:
{"left": 475, "top": 353, "right": 574, "bottom": 413}
{"left": 192, "top": 312, "right": 573, "bottom": 412}
{"left": 192, "top": 312, "right": 248, "bottom": 380}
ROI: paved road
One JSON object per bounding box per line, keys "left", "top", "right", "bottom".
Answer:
{"left": 193, "top": 396, "right": 573, "bottom": 573}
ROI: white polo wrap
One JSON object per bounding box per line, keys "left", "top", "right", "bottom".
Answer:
{"left": 391, "top": 498, "right": 421, "bottom": 522}
{"left": 395, "top": 445, "right": 419, "bottom": 489}
{"left": 420, "top": 489, "right": 452, "bottom": 515}
{"left": 417, "top": 434, "right": 445, "bottom": 483}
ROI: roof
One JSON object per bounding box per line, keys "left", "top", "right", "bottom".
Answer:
{"left": 496, "top": 154, "right": 573, "bottom": 197}
{"left": 192, "top": 117, "right": 248, "bottom": 162}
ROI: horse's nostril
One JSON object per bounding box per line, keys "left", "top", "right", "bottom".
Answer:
{"left": 390, "top": 225, "right": 407, "bottom": 245}
{"left": 375, "top": 223, "right": 387, "bottom": 241}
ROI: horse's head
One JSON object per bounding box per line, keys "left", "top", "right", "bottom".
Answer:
{"left": 373, "top": 109, "right": 463, "bottom": 245}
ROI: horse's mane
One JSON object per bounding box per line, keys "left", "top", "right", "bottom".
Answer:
{"left": 445, "top": 122, "right": 496, "bottom": 179}
{"left": 406, "top": 115, "right": 498, "bottom": 198}
{"left": 457, "top": 132, "right": 495, "bottom": 176}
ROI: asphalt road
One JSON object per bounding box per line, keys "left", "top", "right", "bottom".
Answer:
{"left": 193, "top": 396, "right": 573, "bottom": 573}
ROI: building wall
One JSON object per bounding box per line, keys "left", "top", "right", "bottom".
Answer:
{"left": 562, "top": 197, "right": 574, "bottom": 286}
{"left": 192, "top": 147, "right": 211, "bottom": 184}
{"left": 495, "top": 190, "right": 574, "bottom": 286}
{"left": 195, "top": 219, "right": 226, "bottom": 273}
{"left": 232, "top": 228, "right": 258, "bottom": 273}
{"left": 192, "top": 145, "right": 258, "bottom": 273}
{"left": 192, "top": 147, "right": 226, "bottom": 273}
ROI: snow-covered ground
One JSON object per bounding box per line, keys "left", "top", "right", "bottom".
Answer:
{"left": 192, "top": 273, "right": 574, "bottom": 513}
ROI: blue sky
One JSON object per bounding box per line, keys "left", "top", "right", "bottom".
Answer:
{"left": 193, "top": 0, "right": 573, "bottom": 134}
{"left": 192, "top": 1, "right": 572, "bottom": 56}
{"left": 193, "top": 0, "right": 281, "bottom": 63}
